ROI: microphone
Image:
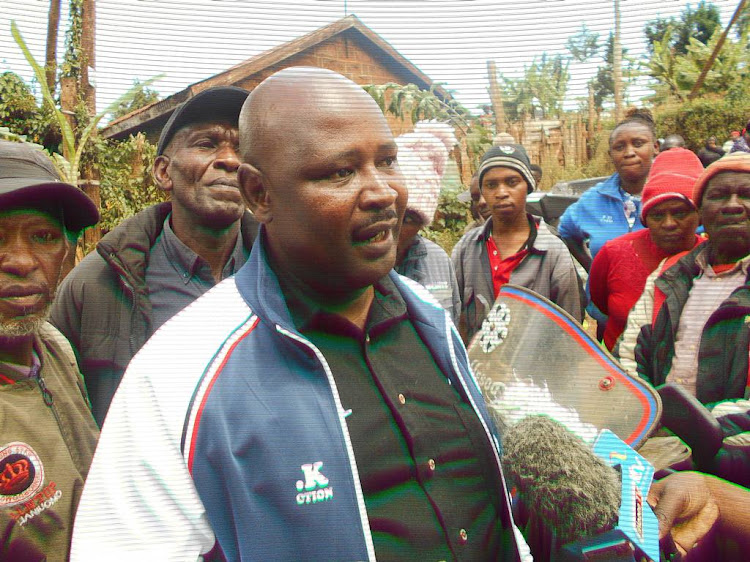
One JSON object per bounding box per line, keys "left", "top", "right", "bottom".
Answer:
{"left": 502, "top": 415, "right": 620, "bottom": 545}
{"left": 502, "top": 415, "right": 660, "bottom": 561}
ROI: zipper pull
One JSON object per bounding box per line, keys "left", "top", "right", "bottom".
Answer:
{"left": 37, "top": 375, "right": 54, "bottom": 406}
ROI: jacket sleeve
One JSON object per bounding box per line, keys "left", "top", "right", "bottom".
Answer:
{"left": 448, "top": 258, "right": 462, "bottom": 328}
{"left": 619, "top": 268, "right": 657, "bottom": 376}
{"left": 712, "top": 400, "right": 750, "bottom": 437}
{"left": 634, "top": 321, "right": 655, "bottom": 386}
{"left": 700, "top": 400, "right": 750, "bottom": 487}
{"left": 587, "top": 244, "right": 611, "bottom": 316}
{"left": 50, "top": 268, "right": 85, "bottom": 360}
{"left": 557, "top": 200, "right": 582, "bottom": 243}
{"left": 451, "top": 237, "right": 466, "bottom": 304}
{"left": 70, "top": 348, "right": 216, "bottom": 559}
{"left": 547, "top": 244, "right": 584, "bottom": 323}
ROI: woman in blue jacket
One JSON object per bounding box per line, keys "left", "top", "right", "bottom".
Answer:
{"left": 558, "top": 109, "right": 659, "bottom": 272}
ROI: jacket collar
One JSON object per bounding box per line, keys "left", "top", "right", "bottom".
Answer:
{"left": 592, "top": 173, "right": 625, "bottom": 201}
{"left": 96, "top": 203, "right": 259, "bottom": 282}
{"left": 234, "top": 227, "right": 297, "bottom": 332}
{"left": 472, "top": 214, "right": 552, "bottom": 254}
{"left": 96, "top": 202, "right": 173, "bottom": 282}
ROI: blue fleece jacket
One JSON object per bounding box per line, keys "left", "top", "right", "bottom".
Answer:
{"left": 558, "top": 173, "right": 644, "bottom": 259}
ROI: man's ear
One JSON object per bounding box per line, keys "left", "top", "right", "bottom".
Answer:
{"left": 152, "top": 155, "right": 173, "bottom": 193}
{"left": 238, "top": 162, "right": 272, "bottom": 223}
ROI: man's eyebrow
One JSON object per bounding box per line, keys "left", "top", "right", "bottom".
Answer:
{"left": 321, "top": 142, "right": 398, "bottom": 162}
{"left": 184, "top": 125, "right": 238, "bottom": 140}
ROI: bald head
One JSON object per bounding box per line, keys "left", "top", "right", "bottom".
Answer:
{"left": 239, "top": 67, "right": 380, "bottom": 168}
{"left": 236, "top": 67, "right": 406, "bottom": 300}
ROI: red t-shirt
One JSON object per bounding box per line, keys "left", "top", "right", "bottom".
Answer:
{"left": 589, "top": 229, "right": 704, "bottom": 351}
{"left": 485, "top": 235, "right": 530, "bottom": 299}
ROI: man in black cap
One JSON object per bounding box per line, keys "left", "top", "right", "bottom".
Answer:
{"left": 51, "top": 86, "right": 259, "bottom": 425}
{"left": 0, "top": 140, "right": 100, "bottom": 557}
{"left": 451, "top": 144, "right": 583, "bottom": 342}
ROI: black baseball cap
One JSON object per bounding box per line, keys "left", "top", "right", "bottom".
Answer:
{"left": 0, "top": 140, "right": 99, "bottom": 232}
{"left": 157, "top": 86, "right": 249, "bottom": 155}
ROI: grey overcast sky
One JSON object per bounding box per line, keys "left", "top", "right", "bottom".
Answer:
{"left": 1, "top": 0, "right": 742, "bottom": 114}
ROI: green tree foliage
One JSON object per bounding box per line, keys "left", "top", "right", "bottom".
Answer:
{"left": 364, "top": 82, "right": 494, "bottom": 169}
{"left": 655, "top": 96, "right": 750, "bottom": 151}
{"left": 645, "top": 26, "right": 750, "bottom": 102}
{"left": 363, "top": 82, "right": 472, "bottom": 132}
{"left": 593, "top": 33, "right": 638, "bottom": 110}
{"left": 737, "top": 8, "right": 750, "bottom": 38}
{"left": 9, "top": 20, "right": 166, "bottom": 236}
{"left": 61, "top": 0, "right": 84, "bottom": 78}
{"left": 565, "top": 30, "right": 632, "bottom": 110}
{"left": 0, "top": 71, "right": 59, "bottom": 148}
{"left": 0, "top": 71, "right": 37, "bottom": 128}
{"left": 644, "top": 1, "right": 722, "bottom": 55}
{"left": 95, "top": 133, "right": 167, "bottom": 232}
{"left": 113, "top": 79, "right": 160, "bottom": 119}
{"left": 12, "top": 20, "right": 161, "bottom": 187}
{"left": 566, "top": 25, "right": 600, "bottom": 63}
{"left": 501, "top": 54, "right": 570, "bottom": 120}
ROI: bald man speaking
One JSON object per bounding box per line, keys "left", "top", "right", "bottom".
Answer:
{"left": 70, "top": 68, "right": 520, "bottom": 560}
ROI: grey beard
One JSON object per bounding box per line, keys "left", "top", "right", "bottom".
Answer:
{"left": 0, "top": 305, "right": 51, "bottom": 337}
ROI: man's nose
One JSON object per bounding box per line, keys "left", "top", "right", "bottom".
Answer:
{"left": 213, "top": 145, "right": 241, "bottom": 172}
{"left": 495, "top": 185, "right": 511, "bottom": 198}
{"left": 360, "top": 167, "right": 401, "bottom": 209}
{"left": 660, "top": 211, "right": 679, "bottom": 228}
{"left": 722, "top": 193, "right": 746, "bottom": 213}
{"left": 0, "top": 240, "right": 36, "bottom": 278}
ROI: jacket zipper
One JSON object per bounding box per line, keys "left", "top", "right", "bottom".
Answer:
{"left": 37, "top": 372, "right": 78, "bottom": 466}
{"left": 275, "top": 325, "right": 377, "bottom": 562}
{"left": 37, "top": 371, "right": 54, "bottom": 407}
{"left": 120, "top": 276, "right": 139, "bottom": 354}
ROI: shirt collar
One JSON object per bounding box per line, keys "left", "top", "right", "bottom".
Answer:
{"left": 477, "top": 214, "right": 538, "bottom": 249}
{"left": 282, "top": 274, "right": 407, "bottom": 337}
{"left": 395, "top": 236, "right": 426, "bottom": 276}
{"left": 0, "top": 337, "right": 42, "bottom": 384}
{"left": 161, "top": 214, "right": 247, "bottom": 283}
{"left": 695, "top": 245, "right": 750, "bottom": 277}
{"left": 161, "top": 215, "right": 202, "bottom": 280}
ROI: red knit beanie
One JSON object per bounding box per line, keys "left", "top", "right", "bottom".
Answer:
{"left": 692, "top": 152, "right": 750, "bottom": 208}
{"left": 640, "top": 148, "right": 703, "bottom": 221}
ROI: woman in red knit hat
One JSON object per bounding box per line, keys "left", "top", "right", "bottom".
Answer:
{"left": 588, "top": 147, "right": 705, "bottom": 354}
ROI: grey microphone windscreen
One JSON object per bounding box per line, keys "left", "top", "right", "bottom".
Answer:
{"left": 502, "top": 415, "right": 621, "bottom": 546}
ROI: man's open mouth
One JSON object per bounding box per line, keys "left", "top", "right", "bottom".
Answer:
{"left": 354, "top": 220, "right": 396, "bottom": 245}
{"left": 365, "top": 230, "right": 388, "bottom": 243}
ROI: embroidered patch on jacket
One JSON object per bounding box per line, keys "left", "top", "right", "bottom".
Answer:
{"left": 295, "top": 462, "right": 333, "bottom": 505}
{"left": 0, "top": 442, "right": 44, "bottom": 508}
{"left": 9, "top": 481, "right": 63, "bottom": 526}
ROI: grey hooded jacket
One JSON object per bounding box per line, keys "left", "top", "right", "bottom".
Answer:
{"left": 451, "top": 216, "right": 583, "bottom": 342}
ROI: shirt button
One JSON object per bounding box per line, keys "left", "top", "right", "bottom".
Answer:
{"left": 428, "top": 459, "right": 436, "bottom": 471}
{"left": 494, "top": 266, "right": 498, "bottom": 271}
{"left": 398, "top": 393, "right": 406, "bottom": 405}
{"left": 459, "top": 529, "right": 468, "bottom": 543}
{"left": 365, "top": 334, "right": 370, "bottom": 343}
{"left": 493, "top": 250, "right": 498, "bottom": 256}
